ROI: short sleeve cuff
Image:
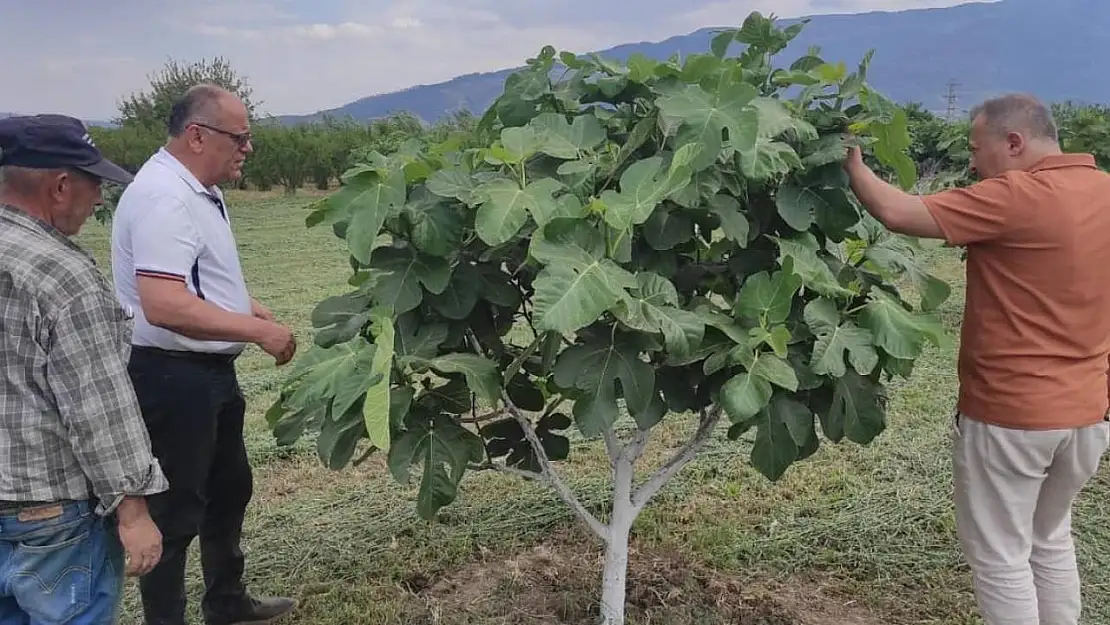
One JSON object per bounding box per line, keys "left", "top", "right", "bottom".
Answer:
{"left": 134, "top": 268, "right": 188, "bottom": 282}
{"left": 921, "top": 194, "right": 962, "bottom": 246}
{"left": 916, "top": 176, "right": 1018, "bottom": 246}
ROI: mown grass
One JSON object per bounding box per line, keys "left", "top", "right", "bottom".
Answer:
{"left": 76, "top": 189, "right": 1110, "bottom": 624}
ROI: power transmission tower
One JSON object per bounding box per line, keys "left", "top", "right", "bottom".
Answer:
{"left": 944, "top": 80, "right": 960, "bottom": 120}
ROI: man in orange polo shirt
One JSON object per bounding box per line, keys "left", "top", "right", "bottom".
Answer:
{"left": 844, "top": 93, "right": 1110, "bottom": 625}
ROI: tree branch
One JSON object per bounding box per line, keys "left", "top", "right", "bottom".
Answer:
{"left": 464, "top": 328, "right": 607, "bottom": 539}
{"left": 625, "top": 427, "right": 650, "bottom": 463}
{"left": 602, "top": 430, "right": 623, "bottom": 467}
{"left": 470, "top": 461, "right": 544, "bottom": 482}
{"left": 502, "top": 390, "right": 609, "bottom": 540}
{"left": 460, "top": 410, "right": 506, "bottom": 424}
{"left": 631, "top": 406, "right": 723, "bottom": 510}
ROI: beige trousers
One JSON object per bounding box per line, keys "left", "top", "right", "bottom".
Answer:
{"left": 952, "top": 413, "right": 1110, "bottom": 625}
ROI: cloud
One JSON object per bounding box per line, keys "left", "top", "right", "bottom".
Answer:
{"left": 289, "top": 21, "right": 378, "bottom": 39}
{"left": 0, "top": 0, "right": 996, "bottom": 119}
{"left": 187, "top": 0, "right": 624, "bottom": 116}
{"left": 193, "top": 24, "right": 264, "bottom": 39}
{"left": 391, "top": 17, "right": 422, "bottom": 29}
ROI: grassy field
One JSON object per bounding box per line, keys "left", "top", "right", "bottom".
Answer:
{"left": 76, "top": 189, "right": 1110, "bottom": 625}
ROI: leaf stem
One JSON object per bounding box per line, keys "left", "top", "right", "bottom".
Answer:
{"left": 520, "top": 297, "right": 539, "bottom": 341}
{"left": 352, "top": 444, "right": 379, "bottom": 467}
{"left": 464, "top": 329, "right": 485, "bottom": 356}
{"left": 503, "top": 334, "right": 541, "bottom": 386}
{"left": 539, "top": 395, "right": 568, "bottom": 420}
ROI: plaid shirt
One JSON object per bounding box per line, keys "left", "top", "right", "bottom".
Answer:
{"left": 0, "top": 203, "right": 168, "bottom": 515}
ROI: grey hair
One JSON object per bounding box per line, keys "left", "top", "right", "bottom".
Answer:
{"left": 970, "top": 93, "right": 1058, "bottom": 142}
{"left": 0, "top": 165, "right": 52, "bottom": 195}
{"left": 167, "top": 83, "right": 232, "bottom": 137}
{"left": 0, "top": 165, "right": 95, "bottom": 197}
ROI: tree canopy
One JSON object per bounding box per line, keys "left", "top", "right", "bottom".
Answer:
{"left": 265, "top": 12, "right": 952, "bottom": 624}
{"left": 115, "top": 57, "right": 256, "bottom": 131}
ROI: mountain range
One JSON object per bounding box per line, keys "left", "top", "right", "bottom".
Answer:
{"left": 0, "top": 111, "right": 114, "bottom": 128}
{"left": 276, "top": 0, "right": 1110, "bottom": 125}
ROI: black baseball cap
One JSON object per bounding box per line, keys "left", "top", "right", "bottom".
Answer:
{"left": 0, "top": 114, "right": 133, "bottom": 185}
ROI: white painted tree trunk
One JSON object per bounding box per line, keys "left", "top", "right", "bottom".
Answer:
{"left": 598, "top": 506, "right": 635, "bottom": 625}
{"left": 598, "top": 442, "right": 637, "bottom": 625}
{"left": 501, "top": 397, "right": 723, "bottom": 625}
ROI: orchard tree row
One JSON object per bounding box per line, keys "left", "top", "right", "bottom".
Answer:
{"left": 89, "top": 110, "right": 477, "bottom": 194}
{"left": 85, "top": 57, "right": 477, "bottom": 195}
{"left": 902, "top": 99, "right": 1110, "bottom": 192}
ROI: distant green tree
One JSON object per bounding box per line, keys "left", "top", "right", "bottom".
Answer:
{"left": 87, "top": 124, "right": 162, "bottom": 173}
{"left": 1054, "top": 101, "right": 1110, "bottom": 170}
{"left": 115, "top": 57, "right": 256, "bottom": 132}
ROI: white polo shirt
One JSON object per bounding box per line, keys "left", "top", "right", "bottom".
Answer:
{"left": 110, "top": 148, "right": 251, "bottom": 355}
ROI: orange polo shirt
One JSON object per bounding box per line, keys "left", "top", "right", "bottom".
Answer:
{"left": 921, "top": 154, "right": 1110, "bottom": 430}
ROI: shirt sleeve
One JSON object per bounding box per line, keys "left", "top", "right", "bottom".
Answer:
{"left": 44, "top": 286, "right": 169, "bottom": 515}
{"left": 920, "top": 174, "right": 1024, "bottom": 246}
{"left": 130, "top": 194, "right": 202, "bottom": 283}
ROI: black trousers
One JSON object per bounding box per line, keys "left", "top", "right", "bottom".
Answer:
{"left": 128, "top": 346, "right": 253, "bottom": 625}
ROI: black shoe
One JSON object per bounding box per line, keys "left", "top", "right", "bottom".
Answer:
{"left": 205, "top": 596, "right": 297, "bottom": 625}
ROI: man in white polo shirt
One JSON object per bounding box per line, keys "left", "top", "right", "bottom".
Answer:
{"left": 111, "top": 83, "right": 297, "bottom": 625}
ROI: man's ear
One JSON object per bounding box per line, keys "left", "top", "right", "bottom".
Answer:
{"left": 48, "top": 170, "right": 70, "bottom": 202}
{"left": 186, "top": 125, "right": 207, "bottom": 153}
{"left": 1006, "top": 131, "right": 1027, "bottom": 155}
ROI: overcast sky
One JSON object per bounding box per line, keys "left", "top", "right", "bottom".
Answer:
{"left": 1, "top": 0, "right": 993, "bottom": 120}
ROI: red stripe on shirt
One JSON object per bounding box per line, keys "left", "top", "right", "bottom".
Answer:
{"left": 135, "top": 269, "right": 186, "bottom": 283}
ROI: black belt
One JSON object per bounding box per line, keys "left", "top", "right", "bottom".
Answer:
{"left": 131, "top": 345, "right": 240, "bottom": 365}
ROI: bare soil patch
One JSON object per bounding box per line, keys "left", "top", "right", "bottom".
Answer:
{"left": 410, "top": 533, "right": 888, "bottom": 624}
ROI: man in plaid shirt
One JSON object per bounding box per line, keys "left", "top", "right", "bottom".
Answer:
{"left": 0, "top": 114, "right": 169, "bottom": 623}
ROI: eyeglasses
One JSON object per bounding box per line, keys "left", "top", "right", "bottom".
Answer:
{"left": 192, "top": 122, "right": 251, "bottom": 148}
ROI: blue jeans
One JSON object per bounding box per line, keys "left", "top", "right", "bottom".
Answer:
{"left": 0, "top": 500, "right": 124, "bottom": 624}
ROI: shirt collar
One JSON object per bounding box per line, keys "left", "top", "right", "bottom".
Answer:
{"left": 0, "top": 203, "right": 96, "bottom": 264}
{"left": 152, "top": 148, "right": 224, "bottom": 201}
{"left": 1027, "top": 153, "right": 1097, "bottom": 173}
